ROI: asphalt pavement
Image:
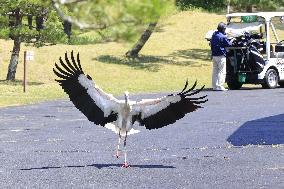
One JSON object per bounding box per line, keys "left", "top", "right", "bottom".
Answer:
{"left": 0, "top": 88, "right": 283, "bottom": 189}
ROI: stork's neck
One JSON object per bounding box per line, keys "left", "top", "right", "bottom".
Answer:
{"left": 124, "top": 91, "right": 129, "bottom": 105}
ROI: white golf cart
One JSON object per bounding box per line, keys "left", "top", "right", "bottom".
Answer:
{"left": 224, "top": 12, "right": 284, "bottom": 89}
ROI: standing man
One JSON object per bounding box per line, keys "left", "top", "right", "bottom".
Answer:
{"left": 210, "top": 22, "right": 232, "bottom": 91}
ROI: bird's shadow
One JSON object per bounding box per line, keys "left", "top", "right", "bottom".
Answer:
{"left": 20, "top": 163, "right": 176, "bottom": 170}
{"left": 227, "top": 113, "right": 284, "bottom": 146}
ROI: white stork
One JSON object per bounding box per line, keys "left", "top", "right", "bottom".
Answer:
{"left": 53, "top": 51, "right": 208, "bottom": 168}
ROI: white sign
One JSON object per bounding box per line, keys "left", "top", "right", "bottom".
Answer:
{"left": 25, "top": 51, "right": 34, "bottom": 61}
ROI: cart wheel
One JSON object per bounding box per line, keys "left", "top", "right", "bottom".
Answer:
{"left": 262, "top": 69, "right": 278, "bottom": 89}
{"left": 227, "top": 76, "right": 243, "bottom": 90}
{"left": 227, "top": 81, "right": 243, "bottom": 90}
{"left": 279, "top": 82, "right": 284, "bottom": 88}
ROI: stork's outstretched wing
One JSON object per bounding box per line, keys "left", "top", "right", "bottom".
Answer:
{"left": 53, "top": 51, "right": 119, "bottom": 126}
{"left": 132, "top": 80, "right": 207, "bottom": 130}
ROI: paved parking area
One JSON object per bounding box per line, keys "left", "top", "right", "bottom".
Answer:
{"left": 0, "top": 88, "right": 283, "bottom": 188}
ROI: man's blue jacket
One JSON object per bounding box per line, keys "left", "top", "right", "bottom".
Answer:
{"left": 210, "top": 31, "right": 232, "bottom": 57}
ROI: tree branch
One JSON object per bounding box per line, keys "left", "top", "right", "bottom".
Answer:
{"left": 52, "top": 0, "right": 139, "bottom": 30}
{"left": 52, "top": 0, "right": 106, "bottom": 30}
{"left": 58, "top": 0, "right": 88, "bottom": 5}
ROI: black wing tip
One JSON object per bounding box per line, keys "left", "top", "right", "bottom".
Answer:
{"left": 180, "top": 79, "right": 189, "bottom": 93}
{"left": 53, "top": 67, "right": 69, "bottom": 79}
{"left": 179, "top": 80, "right": 208, "bottom": 104}
{"left": 75, "top": 51, "right": 83, "bottom": 72}
{"left": 193, "top": 98, "right": 208, "bottom": 104}
{"left": 179, "top": 80, "right": 206, "bottom": 96}
{"left": 54, "top": 51, "right": 84, "bottom": 79}
{"left": 86, "top": 74, "right": 93, "bottom": 80}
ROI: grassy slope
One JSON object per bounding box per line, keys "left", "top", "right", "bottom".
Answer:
{"left": 0, "top": 11, "right": 225, "bottom": 107}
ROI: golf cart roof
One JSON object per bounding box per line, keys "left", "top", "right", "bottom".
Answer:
{"left": 226, "top": 22, "right": 263, "bottom": 37}
{"left": 226, "top": 12, "right": 284, "bottom": 21}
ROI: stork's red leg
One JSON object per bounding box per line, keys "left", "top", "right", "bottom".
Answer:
{"left": 116, "top": 130, "right": 122, "bottom": 158}
{"left": 122, "top": 131, "right": 130, "bottom": 168}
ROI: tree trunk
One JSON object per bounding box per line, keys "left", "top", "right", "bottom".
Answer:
{"left": 227, "top": 0, "right": 231, "bottom": 14}
{"left": 6, "top": 8, "right": 22, "bottom": 81}
{"left": 125, "top": 22, "right": 158, "bottom": 58}
{"left": 246, "top": 5, "right": 253, "bottom": 12}
{"left": 6, "top": 37, "right": 21, "bottom": 80}
{"left": 28, "top": 15, "right": 33, "bottom": 29}
{"left": 63, "top": 20, "right": 72, "bottom": 39}
{"left": 36, "top": 16, "right": 44, "bottom": 31}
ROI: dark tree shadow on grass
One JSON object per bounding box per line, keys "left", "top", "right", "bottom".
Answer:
{"left": 227, "top": 114, "right": 284, "bottom": 146}
{"left": 170, "top": 49, "right": 212, "bottom": 61}
{"left": 0, "top": 80, "right": 44, "bottom": 86}
{"left": 94, "top": 53, "right": 206, "bottom": 72}
{"left": 20, "top": 163, "right": 175, "bottom": 170}
{"left": 94, "top": 55, "right": 162, "bottom": 72}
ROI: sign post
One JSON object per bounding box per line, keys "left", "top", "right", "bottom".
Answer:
{"left": 23, "top": 50, "right": 34, "bottom": 92}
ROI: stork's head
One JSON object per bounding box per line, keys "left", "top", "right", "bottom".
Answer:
{"left": 124, "top": 91, "right": 129, "bottom": 104}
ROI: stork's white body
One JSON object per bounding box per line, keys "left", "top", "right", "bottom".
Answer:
{"left": 105, "top": 99, "right": 140, "bottom": 136}
{"left": 116, "top": 97, "right": 132, "bottom": 134}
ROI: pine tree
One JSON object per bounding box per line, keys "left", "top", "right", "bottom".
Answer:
{"left": 0, "top": 0, "right": 175, "bottom": 80}
{"left": 0, "top": 0, "right": 67, "bottom": 80}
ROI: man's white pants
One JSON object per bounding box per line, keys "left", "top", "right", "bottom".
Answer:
{"left": 212, "top": 55, "right": 226, "bottom": 90}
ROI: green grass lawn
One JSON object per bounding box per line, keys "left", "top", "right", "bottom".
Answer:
{"left": 0, "top": 11, "right": 225, "bottom": 107}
